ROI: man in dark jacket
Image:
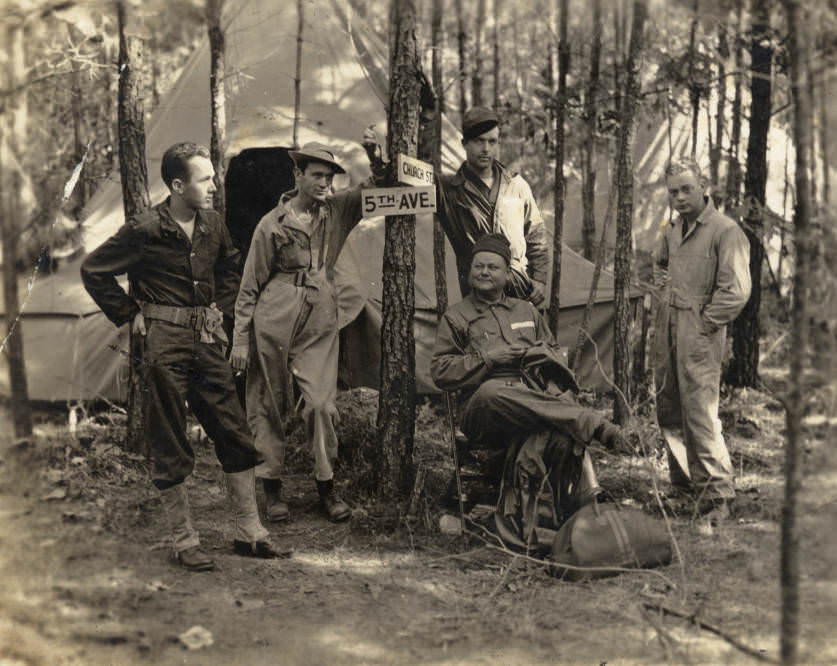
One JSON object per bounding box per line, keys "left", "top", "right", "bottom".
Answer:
{"left": 364, "top": 107, "right": 549, "bottom": 306}
{"left": 81, "top": 142, "right": 285, "bottom": 571}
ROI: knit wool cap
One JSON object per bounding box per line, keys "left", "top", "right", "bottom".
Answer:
{"left": 471, "top": 233, "right": 511, "bottom": 265}
{"left": 462, "top": 107, "right": 499, "bottom": 142}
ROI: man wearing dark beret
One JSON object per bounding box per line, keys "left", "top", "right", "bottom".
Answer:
{"left": 364, "top": 107, "right": 549, "bottom": 307}
{"left": 431, "top": 234, "right": 626, "bottom": 510}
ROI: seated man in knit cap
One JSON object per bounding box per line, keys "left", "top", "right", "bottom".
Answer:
{"left": 431, "top": 234, "right": 627, "bottom": 546}
{"left": 363, "top": 106, "right": 549, "bottom": 307}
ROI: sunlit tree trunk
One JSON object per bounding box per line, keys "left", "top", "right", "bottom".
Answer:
{"left": 548, "top": 0, "right": 568, "bottom": 333}
{"left": 612, "top": 0, "right": 646, "bottom": 424}
{"left": 781, "top": 5, "right": 811, "bottom": 663}
{"left": 0, "top": 16, "right": 32, "bottom": 438}
{"left": 471, "top": 0, "right": 486, "bottom": 107}
{"left": 728, "top": 0, "right": 772, "bottom": 388}
{"left": 581, "top": 0, "right": 601, "bottom": 261}
{"left": 116, "top": 0, "right": 151, "bottom": 453}
{"left": 206, "top": 0, "right": 226, "bottom": 216}
{"left": 377, "top": 0, "right": 421, "bottom": 499}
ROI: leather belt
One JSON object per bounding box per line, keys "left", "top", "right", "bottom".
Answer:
{"left": 139, "top": 302, "right": 227, "bottom": 345}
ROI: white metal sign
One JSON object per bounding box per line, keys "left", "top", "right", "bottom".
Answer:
{"left": 361, "top": 186, "right": 437, "bottom": 218}
{"left": 397, "top": 153, "right": 436, "bottom": 186}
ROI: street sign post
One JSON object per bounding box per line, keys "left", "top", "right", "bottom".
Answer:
{"left": 396, "top": 153, "right": 436, "bottom": 186}
{"left": 361, "top": 185, "right": 437, "bottom": 218}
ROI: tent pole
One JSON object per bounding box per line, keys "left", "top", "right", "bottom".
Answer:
{"left": 293, "top": 0, "right": 304, "bottom": 149}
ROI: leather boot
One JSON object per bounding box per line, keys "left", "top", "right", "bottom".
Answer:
{"left": 158, "top": 484, "right": 215, "bottom": 571}
{"left": 316, "top": 478, "right": 351, "bottom": 522}
{"left": 262, "top": 478, "right": 290, "bottom": 522}
{"left": 226, "top": 468, "right": 291, "bottom": 558}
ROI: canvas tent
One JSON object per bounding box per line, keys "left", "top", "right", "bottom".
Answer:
{"left": 0, "top": 0, "right": 623, "bottom": 402}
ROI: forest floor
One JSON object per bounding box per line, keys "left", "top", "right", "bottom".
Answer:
{"left": 0, "top": 355, "right": 835, "bottom": 665}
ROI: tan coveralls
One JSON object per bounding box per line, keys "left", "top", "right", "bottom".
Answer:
{"left": 653, "top": 198, "right": 751, "bottom": 498}
{"left": 232, "top": 189, "right": 363, "bottom": 482}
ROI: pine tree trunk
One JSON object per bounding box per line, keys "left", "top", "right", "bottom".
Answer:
{"left": 547, "top": 0, "right": 569, "bottom": 333}
{"left": 710, "top": 22, "right": 728, "bottom": 191}
{"left": 293, "top": 0, "right": 304, "bottom": 149}
{"left": 377, "top": 0, "right": 421, "bottom": 499}
{"left": 0, "top": 18, "right": 32, "bottom": 438}
{"left": 781, "top": 4, "right": 811, "bottom": 662}
{"left": 492, "top": 0, "right": 500, "bottom": 109}
{"left": 612, "top": 0, "right": 646, "bottom": 425}
{"left": 612, "top": 0, "right": 624, "bottom": 116}
{"left": 728, "top": 0, "right": 771, "bottom": 388}
{"left": 819, "top": 56, "right": 830, "bottom": 205}
{"left": 431, "top": 0, "right": 447, "bottom": 319}
{"left": 687, "top": 0, "right": 700, "bottom": 158}
{"left": 455, "top": 0, "right": 467, "bottom": 124}
{"left": 471, "top": 0, "right": 486, "bottom": 107}
{"left": 207, "top": 0, "right": 226, "bottom": 217}
{"left": 581, "top": 0, "right": 601, "bottom": 261}
{"left": 724, "top": 0, "right": 743, "bottom": 212}
{"left": 117, "top": 0, "right": 151, "bottom": 454}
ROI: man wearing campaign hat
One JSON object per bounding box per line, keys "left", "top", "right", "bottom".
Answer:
{"left": 431, "top": 234, "right": 627, "bottom": 516}
{"left": 231, "top": 142, "right": 380, "bottom": 523}
{"left": 364, "top": 107, "right": 549, "bottom": 307}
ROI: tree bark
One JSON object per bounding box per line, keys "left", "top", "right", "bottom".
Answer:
{"left": 471, "top": 0, "right": 486, "bottom": 107}
{"left": 612, "top": 0, "right": 646, "bottom": 424}
{"left": 431, "top": 0, "right": 447, "bottom": 319}
{"left": 581, "top": 0, "right": 602, "bottom": 261}
{"left": 117, "top": 0, "right": 151, "bottom": 454}
{"left": 293, "top": 0, "right": 304, "bottom": 149}
{"left": 724, "top": 0, "right": 743, "bottom": 212}
{"left": 547, "top": 0, "right": 569, "bottom": 333}
{"left": 207, "top": 0, "right": 226, "bottom": 217}
{"left": 0, "top": 18, "right": 32, "bottom": 438}
{"left": 781, "top": 4, "right": 811, "bottom": 663}
{"left": 377, "top": 0, "right": 421, "bottom": 499}
{"left": 710, "top": 22, "right": 728, "bottom": 192}
{"left": 455, "top": 0, "right": 467, "bottom": 124}
{"left": 492, "top": 0, "right": 500, "bottom": 109}
{"left": 688, "top": 0, "right": 699, "bottom": 159}
{"left": 727, "top": 0, "right": 771, "bottom": 388}
{"left": 819, "top": 52, "right": 830, "bottom": 206}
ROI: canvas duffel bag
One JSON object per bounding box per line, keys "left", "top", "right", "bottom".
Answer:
{"left": 549, "top": 500, "right": 672, "bottom": 581}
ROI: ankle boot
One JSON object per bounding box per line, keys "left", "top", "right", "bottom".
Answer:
{"left": 262, "top": 478, "right": 290, "bottom": 522}
{"left": 316, "top": 478, "right": 351, "bottom": 522}
{"left": 158, "top": 484, "right": 214, "bottom": 571}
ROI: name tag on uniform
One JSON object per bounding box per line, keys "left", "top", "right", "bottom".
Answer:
{"left": 510, "top": 320, "right": 535, "bottom": 330}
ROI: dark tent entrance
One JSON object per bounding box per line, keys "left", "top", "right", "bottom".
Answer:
{"left": 224, "top": 147, "right": 296, "bottom": 262}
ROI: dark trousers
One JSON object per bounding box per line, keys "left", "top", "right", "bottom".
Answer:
{"left": 462, "top": 378, "right": 602, "bottom": 448}
{"left": 141, "top": 320, "right": 261, "bottom": 487}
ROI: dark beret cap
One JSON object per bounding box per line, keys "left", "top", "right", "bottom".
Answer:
{"left": 471, "top": 233, "right": 511, "bottom": 265}
{"left": 462, "top": 107, "right": 499, "bottom": 142}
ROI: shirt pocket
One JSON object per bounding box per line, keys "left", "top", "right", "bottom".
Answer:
{"left": 509, "top": 318, "right": 537, "bottom": 346}
{"left": 671, "top": 248, "right": 715, "bottom": 298}
{"left": 273, "top": 229, "right": 311, "bottom": 272}
{"left": 466, "top": 316, "right": 500, "bottom": 352}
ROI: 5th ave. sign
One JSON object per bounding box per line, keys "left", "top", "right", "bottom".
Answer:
{"left": 361, "top": 154, "right": 437, "bottom": 218}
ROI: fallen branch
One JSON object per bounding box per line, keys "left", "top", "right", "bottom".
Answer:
{"left": 641, "top": 603, "right": 779, "bottom": 664}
